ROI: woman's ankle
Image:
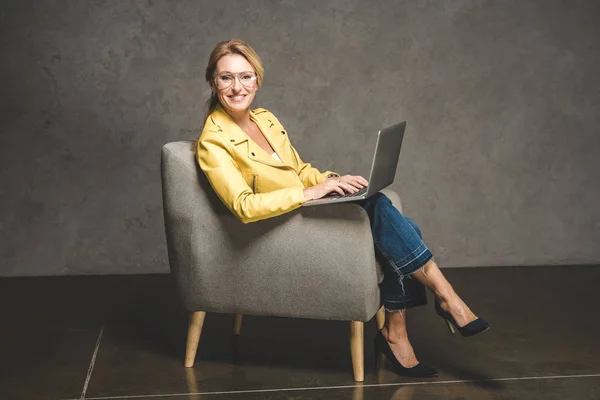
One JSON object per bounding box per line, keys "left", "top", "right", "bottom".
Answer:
{"left": 435, "top": 288, "right": 461, "bottom": 308}
{"left": 382, "top": 326, "right": 409, "bottom": 343}
{"left": 438, "top": 295, "right": 478, "bottom": 325}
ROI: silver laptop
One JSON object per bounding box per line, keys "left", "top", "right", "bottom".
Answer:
{"left": 303, "top": 121, "right": 406, "bottom": 206}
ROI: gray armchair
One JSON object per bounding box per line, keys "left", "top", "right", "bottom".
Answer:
{"left": 161, "top": 141, "right": 403, "bottom": 382}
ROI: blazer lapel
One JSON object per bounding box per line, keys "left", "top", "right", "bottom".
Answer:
{"left": 251, "top": 110, "right": 294, "bottom": 167}
{"left": 211, "top": 106, "right": 291, "bottom": 168}
{"left": 210, "top": 106, "right": 248, "bottom": 146}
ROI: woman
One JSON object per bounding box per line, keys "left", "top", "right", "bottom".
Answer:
{"left": 195, "top": 38, "right": 489, "bottom": 378}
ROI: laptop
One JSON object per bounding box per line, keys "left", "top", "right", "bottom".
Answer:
{"left": 303, "top": 121, "right": 406, "bottom": 206}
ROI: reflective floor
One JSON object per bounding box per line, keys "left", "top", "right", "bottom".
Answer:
{"left": 1, "top": 265, "right": 599, "bottom": 400}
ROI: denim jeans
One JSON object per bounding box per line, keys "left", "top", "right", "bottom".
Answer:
{"left": 360, "top": 193, "right": 432, "bottom": 311}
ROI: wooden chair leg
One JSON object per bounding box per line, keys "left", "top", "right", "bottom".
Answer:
{"left": 233, "top": 313, "right": 243, "bottom": 335}
{"left": 350, "top": 321, "right": 364, "bottom": 382}
{"left": 185, "top": 311, "right": 206, "bottom": 367}
{"left": 375, "top": 306, "right": 385, "bottom": 331}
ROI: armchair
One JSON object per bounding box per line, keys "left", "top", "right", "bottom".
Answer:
{"left": 161, "top": 141, "right": 403, "bottom": 381}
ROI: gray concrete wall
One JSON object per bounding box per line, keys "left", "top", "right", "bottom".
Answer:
{"left": 1, "top": 0, "right": 599, "bottom": 276}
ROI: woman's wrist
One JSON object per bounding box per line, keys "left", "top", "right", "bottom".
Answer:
{"left": 302, "top": 188, "right": 314, "bottom": 201}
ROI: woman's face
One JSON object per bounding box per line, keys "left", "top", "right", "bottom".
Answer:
{"left": 214, "top": 54, "right": 258, "bottom": 115}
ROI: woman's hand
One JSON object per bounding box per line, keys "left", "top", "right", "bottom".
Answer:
{"left": 302, "top": 175, "right": 369, "bottom": 201}
{"left": 336, "top": 175, "right": 369, "bottom": 191}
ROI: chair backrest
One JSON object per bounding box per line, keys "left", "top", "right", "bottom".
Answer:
{"left": 161, "top": 141, "right": 230, "bottom": 214}
{"left": 161, "top": 141, "right": 297, "bottom": 298}
{"left": 161, "top": 142, "right": 227, "bottom": 276}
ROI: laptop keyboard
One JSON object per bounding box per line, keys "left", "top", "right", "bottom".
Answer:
{"left": 327, "top": 187, "right": 368, "bottom": 200}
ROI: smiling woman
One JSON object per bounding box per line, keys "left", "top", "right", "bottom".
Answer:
{"left": 193, "top": 38, "right": 353, "bottom": 222}
{"left": 202, "top": 39, "right": 264, "bottom": 124}
{"left": 191, "top": 38, "right": 490, "bottom": 379}
{"left": 214, "top": 58, "right": 259, "bottom": 116}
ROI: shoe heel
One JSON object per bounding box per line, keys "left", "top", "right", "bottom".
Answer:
{"left": 444, "top": 319, "right": 456, "bottom": 335}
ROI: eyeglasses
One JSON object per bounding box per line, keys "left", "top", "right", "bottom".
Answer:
{"left": 214, "top": 71, "right": 258, "bottom": 90}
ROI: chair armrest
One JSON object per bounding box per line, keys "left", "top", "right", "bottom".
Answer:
{"left": 183, "top": 202, "right": 380, "bottom": 322}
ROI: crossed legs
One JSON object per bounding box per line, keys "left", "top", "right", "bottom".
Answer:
{"left": 381, "top": 259, "right": 478, "bottom": 368}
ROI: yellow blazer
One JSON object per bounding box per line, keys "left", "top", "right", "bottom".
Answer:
{"left": 196, "top": 106, "right": 336, "bottom": 223}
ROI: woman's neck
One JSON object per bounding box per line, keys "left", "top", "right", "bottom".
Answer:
{"left": 225, "top": 108, "right": 253, "bottom": 132}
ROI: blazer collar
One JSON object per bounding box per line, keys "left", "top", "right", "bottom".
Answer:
{"left": 208, "top": 106, "right": 292, "bottom": 168}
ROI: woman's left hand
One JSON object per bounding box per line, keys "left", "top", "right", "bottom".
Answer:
{"left": 327, "top": 174, "right": 369, "bottom": 192}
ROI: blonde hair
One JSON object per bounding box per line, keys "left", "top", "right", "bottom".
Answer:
{"left": 192, "top": 38, "right": 264, "bottom": 152}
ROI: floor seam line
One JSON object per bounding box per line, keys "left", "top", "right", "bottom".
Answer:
{"left": 80, "top": 322, "right": 105, "bottom": 400}
{"left": 76, "top": 372, "right": 600, "bottom": 399}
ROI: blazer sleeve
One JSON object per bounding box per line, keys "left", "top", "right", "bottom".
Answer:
{"left": 197, "top": 130, "right": 306, "bottom": 224}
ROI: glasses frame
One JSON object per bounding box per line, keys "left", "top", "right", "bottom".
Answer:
{"left": 213, "top": 71, "right": 258, "bottom": 90}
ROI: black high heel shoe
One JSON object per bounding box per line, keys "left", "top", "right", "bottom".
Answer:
{"left": 434, "top": 300, "right": 490, "bottom": 337}
{"left": 374, "top": 330, "right": 438, "bottom": 377}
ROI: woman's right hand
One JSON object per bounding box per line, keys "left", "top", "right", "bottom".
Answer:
{"left": 302, "top": 179, "right": 358, "bottom": 201}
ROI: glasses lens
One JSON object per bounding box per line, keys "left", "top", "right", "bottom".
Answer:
{"left": 215, "top": 72, "right": 257, "bottom": 89}
{"left": 215, "top": 75, "right": 231, "bottom": 90}
{"left": 239, "top": 72, "right": 257, "bottom": 87}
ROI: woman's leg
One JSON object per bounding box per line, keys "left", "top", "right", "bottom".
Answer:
{"left": 380, "top": 261, "right": 480, "bottom": 368}
{"left": 362, "top": 193, "right": 431, "bottom": 367}
{"left": 402, "top": 214, "right": 480, "bottom": 327}
{"left": 362, "top": 193, "right": 483, "bottom": 367}
{"left": 377, "top": 253, "right": 429, "bottom": 367}
{"left": 380, "top": 309, "right": 419, "bottom": 368}
{"left": 411, "top": 259, "right": 477, "bottom": 327}
{"left": 375, "top": 266, "right": 427, "bottom": 367}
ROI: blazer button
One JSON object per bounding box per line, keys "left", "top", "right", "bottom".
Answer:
{"left": 251, "top": 152, "right": 255, "bottom": 156}
{"left": 281, "top": 130, "right": 286, "bottom": 135}
{"left": 230, "top": 139, "right": 235, "bottom": 142}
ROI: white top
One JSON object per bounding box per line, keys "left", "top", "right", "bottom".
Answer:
{"left": 271, "top": 152, "right": 282, "bottom": 162}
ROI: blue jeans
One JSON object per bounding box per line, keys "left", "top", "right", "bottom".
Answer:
{"left": 360, "top": 193, "right": 432, "bottom": 311}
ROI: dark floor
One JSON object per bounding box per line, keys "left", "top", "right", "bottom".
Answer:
{"left": 1, "top": 265, "right": 599, "bottom": 400}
